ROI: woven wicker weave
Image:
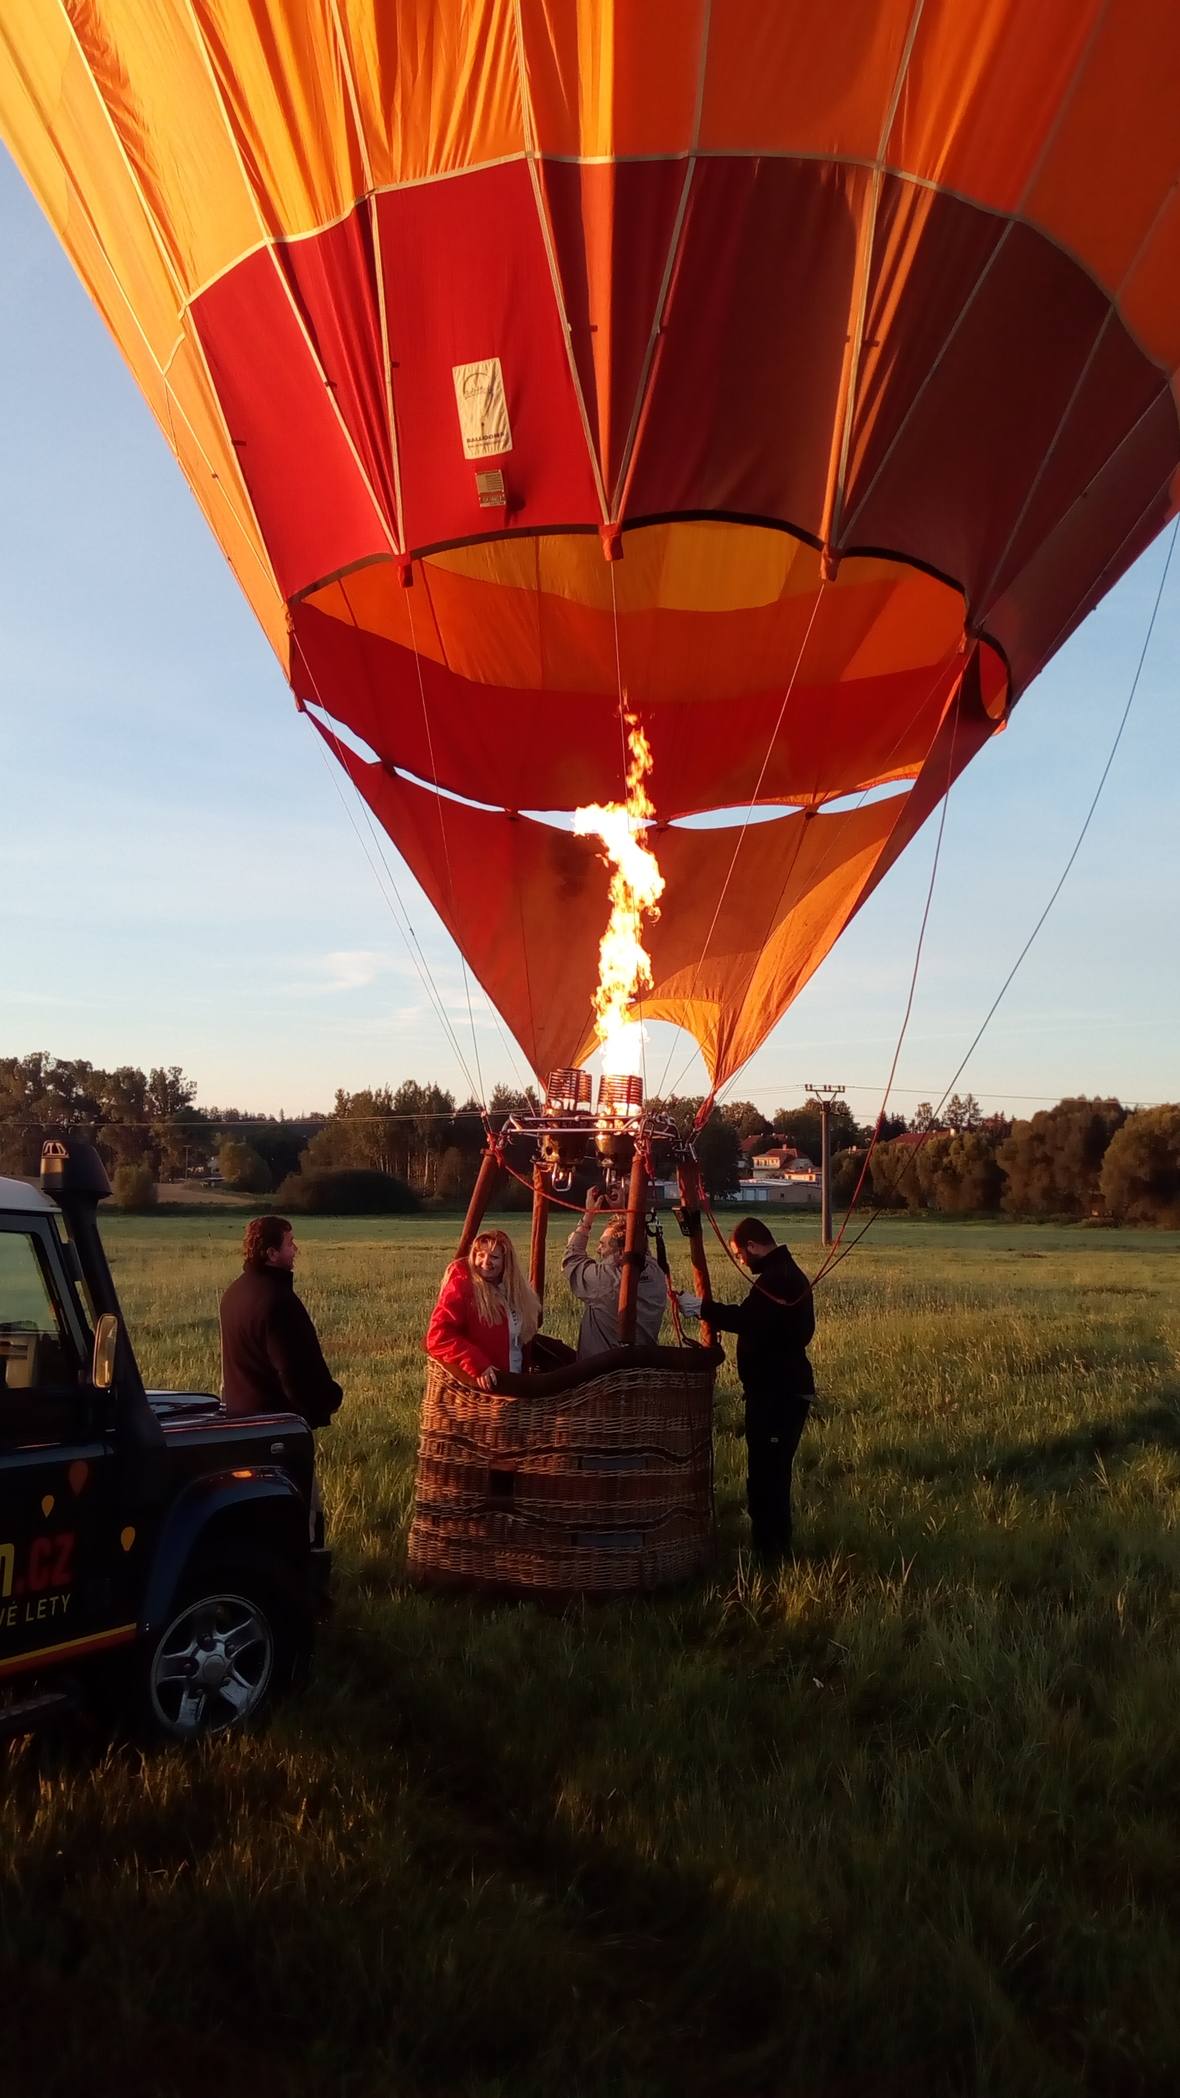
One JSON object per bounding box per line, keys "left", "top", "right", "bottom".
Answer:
{"left": 407, "top": 1347, "right": 717, "bottom": 1597}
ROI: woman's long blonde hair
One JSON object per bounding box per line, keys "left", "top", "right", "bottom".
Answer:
{"left": 463, "top": 1230, "right": 541, "bottom": 1344}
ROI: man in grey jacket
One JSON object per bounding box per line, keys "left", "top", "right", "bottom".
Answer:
{"left": 562, "top": 1189, "right": 666, "bottom": 1359}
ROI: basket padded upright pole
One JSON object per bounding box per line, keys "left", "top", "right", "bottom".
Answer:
{"left": 617, "top": 1148, "right": 650, "bottom": 1347}
{"left": 676, "top": 1158, "right": 716, "bottom": 1348}
{"left": 457, "top": 1144, "right": 503, "bottom": 1257}
{"left": 529, "top": 1160, "right": 550, "bottom": 1302}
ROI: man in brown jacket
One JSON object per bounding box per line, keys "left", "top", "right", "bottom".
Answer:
{"left": 219, "top": 1215, "right": 342, "bottom": 1546}
{"left": 219, "top": 1215, "right": 343, "bottom": 1428}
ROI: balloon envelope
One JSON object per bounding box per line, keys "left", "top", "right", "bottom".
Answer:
{"left": 4, "top": 1, "right": 1177, "bottom": 1080}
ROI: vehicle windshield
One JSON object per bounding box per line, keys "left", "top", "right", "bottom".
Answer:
{"left": 0, "top": 1230, "right": 76, "bottom": 1394}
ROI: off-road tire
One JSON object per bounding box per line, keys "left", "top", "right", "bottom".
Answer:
{"left": 131, "top": 1551, "right": 313, "bottom": 1743}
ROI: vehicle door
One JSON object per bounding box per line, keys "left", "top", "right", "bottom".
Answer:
{"left": 0, "top": 1218, "right": 128, "bottom": 1682}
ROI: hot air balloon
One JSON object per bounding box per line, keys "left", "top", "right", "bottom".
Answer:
{"left": 4, "top": 2, "right": 1179, "bottom": 1593}
{"left": 4, "top": 0, "right": 1178, "bottom": 1085}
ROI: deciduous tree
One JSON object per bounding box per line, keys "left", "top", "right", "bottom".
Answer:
{"left": 113, "top": 1162, "right": 156, "bottom": 1211}
{"left": 999, "top": 1097, "right": 1126, "bottom": 1217}
{"left": 773, "top": 1097, "right": 864, "bottom": 1161}
{"left": 916, "top": 1129, "right": 1005, "bottom": 1213}
{"left": 868, "top": 1137, "right": 925, "bottom": 1210}
{"left": 1099, "top": 1106, "right": 1180, "bottom": 1225}
{"left": 218, "top": 1139, "right": 272, "bottom": 1194}
{"left": 943, "top": 1093, "right": 983, "bottom": 1131}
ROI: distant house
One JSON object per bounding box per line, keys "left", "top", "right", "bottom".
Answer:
{"left": 650, "top": 1169, "right": 820, "bottom": 1211}
{"left": 750, "top": 1143, "right": 815, "bottom": 1178}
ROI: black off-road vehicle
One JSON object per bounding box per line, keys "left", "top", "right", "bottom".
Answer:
{"left": 0, "top": 1138, "right": 329, "bottom": 1740}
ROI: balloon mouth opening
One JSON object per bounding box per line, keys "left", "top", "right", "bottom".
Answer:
{"left": 295, "top": 522, "right": 1006, "bottom": 729}
{"left": 307, "top": 699, "right": 919, "bottom": 827}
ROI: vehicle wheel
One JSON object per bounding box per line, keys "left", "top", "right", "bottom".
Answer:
{"left": 140, "top": 1560, "right": 310, "bottom": 1743}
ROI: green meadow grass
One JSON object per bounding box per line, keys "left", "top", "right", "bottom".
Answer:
{"left": 4, "top": 1214, "right": 1180, "bottom": 2098}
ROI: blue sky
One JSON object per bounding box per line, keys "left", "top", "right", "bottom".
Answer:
{"left": 2, "top": 150, "right": 1177, "bottom": 1123}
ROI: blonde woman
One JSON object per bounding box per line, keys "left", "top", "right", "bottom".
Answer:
{"left": 426, "top": 1229, "right": 541, "bottom": 1391}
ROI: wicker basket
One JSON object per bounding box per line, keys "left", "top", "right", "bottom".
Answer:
{"left": 407, "top": 1345, "right": 718, "bottom": 1597}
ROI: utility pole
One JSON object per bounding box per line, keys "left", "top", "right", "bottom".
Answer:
{"left": 804, "top": 1084, "right": 845, "bottom": 1246}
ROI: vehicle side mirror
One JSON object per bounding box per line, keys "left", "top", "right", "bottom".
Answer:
{"left": 92, "top": 1313, "right": 119, "bottom": 1391}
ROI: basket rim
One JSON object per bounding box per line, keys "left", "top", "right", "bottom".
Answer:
{"left": 426, "top": 1340, "right": 721, "bottom": 1404}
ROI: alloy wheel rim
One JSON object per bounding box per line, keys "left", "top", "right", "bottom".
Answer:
{"left": 149, "top": 1592, "right": 275, "bottom": 1738}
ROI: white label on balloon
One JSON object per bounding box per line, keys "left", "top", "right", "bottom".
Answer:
{"left": 452, "top": 358, "right": 513, "bottom": 459}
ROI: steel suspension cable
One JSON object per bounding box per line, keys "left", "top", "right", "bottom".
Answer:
{"left": 815, "top": 517, "right": 1179, "bottom": 1284}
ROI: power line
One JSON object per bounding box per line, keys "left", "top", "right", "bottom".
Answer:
{"left": 703, "top": 1080, "right": 1168, "bottom": 1106}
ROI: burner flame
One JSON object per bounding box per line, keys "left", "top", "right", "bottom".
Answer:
{"left": 573, "top": 715, "right": 664, "bottom": 1078}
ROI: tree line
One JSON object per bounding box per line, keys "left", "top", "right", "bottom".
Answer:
{"left": 0, "top": 1056, "right": 903, "bottom": 1204}
{"left": 2, "top": 1054, "right": 1177, "bottom": 1224}
{"left": 659, "top": 1091, "right": 1180, "bottom": 1225}
{"left": 841, "top": 1096, "right": 1180, "bottom": 1227}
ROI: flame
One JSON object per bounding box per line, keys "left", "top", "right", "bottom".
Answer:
{"left": 573, "top": 715, "right": 665, "bottom": 1072}
{"left": 601, "top": 1021, "right": 647, "bottom": 1081}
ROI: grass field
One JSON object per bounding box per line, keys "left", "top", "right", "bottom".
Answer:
{"left": 4, "top": 1212, "right": 1180, "bottom": 2098}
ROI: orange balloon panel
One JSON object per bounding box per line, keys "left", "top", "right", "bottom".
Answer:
{"left": 2, "top": 3, "right": 1177, "bottom": 1081}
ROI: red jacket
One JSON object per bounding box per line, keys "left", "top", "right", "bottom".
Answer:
{"left": 426, "top": 1262, "right": 530, "bottom": 1384}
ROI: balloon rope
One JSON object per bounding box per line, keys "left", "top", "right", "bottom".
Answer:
{"left": 659, "top": 806, "right": 814, "bottom": 1114}
{"left": 652, "top": 578, "right": 828, "bottom": 1105}
{"left": 608, "top": 558, "right": 650, "bottom": 1100}
{"left": 700, "top": 636, "right": 970, "bottom": 1122}
{"left": 608, "top": 556, "right": 632, "bottom": 793}
{"left": 700, "top": 1196, "right": 813, "bottom": 1310}
{"left": 807, "top": 672, "right": 965, "bottom": 1281}
{"left": 404, "top": 582, "right": 488, "bottom": 1110}
{"left": 494, "top": 1147, "right": 694, "bottom": 1341}
{"left": 814, "top": 516, "right": 1179, "bottom": 1285}
{"left": 685, "top": 664, "right": 961, "bottom": 1305}
{"left": 488, "top": 1141, "right": 591, "bottom": 1214}
{"left": 293, "top": 639, "right": 485, "bottom": 1104}
{"left": 661, "top": 627, "right": 969, "bottom": 1113}
{"left": 684, "top": 506, "right": 1176, "bottom": 1302}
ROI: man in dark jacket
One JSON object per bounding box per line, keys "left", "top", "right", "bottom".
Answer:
{"left": 220, "top": 1216, "right": 343, "bottom": 1429}
{"left": 680, "top": 1216, "right": 815, "bottom": 1562}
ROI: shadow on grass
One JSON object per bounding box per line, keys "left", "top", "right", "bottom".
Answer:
{"left": 7, "top": 1547, "right": 1175, "bottom": 2098}
{"left": 1, "top": 1653, "right": 888, "bottom": 2098}
{"left": 8, "top": 1379, "right": 1180, "bottom": 2098}
{"left": 285, "top": 1604, "right": 1004, "bottom": 2098}
{"left": 885, "top": 1394, "right": 1180, "bottom": 1493}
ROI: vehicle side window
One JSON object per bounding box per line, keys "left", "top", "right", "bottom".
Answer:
{"left": 0, "top": 1231, "right": 78, "bottom": 1395}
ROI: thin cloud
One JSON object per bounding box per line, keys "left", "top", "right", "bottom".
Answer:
{"left": 284, "top": 949, "right": 411, "bottom": 997}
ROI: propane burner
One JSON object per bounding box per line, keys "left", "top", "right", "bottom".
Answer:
{"left": 540, "top": 1066, "right": 593, "bottom": 1192}
{"left": 597, "top": 1072, "right": 643, "bottom": 1124}
{"left": 595, "top": 1072, "right": 644, "bottom": 1189}
{"left": 544, "top": 1067, "right": 593, "bottom": 1117}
